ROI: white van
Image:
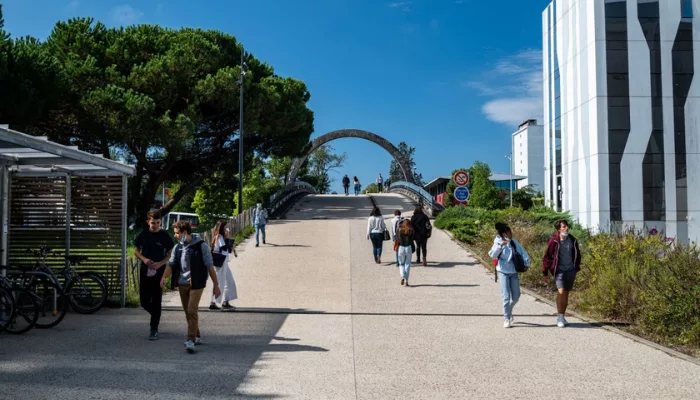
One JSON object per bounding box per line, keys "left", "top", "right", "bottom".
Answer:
{"left": 163, "top": 212, "right": 200, "bottom": 230}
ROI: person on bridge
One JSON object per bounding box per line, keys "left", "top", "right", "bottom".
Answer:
{"left": 254, "top": 200, "right": 268, "bottom": 247}
{"left": 488, "top": 222, "right": 531, "bottom": 328}
{"left": 376, "top": 174, "right": 384, "bottom": 193}
{"left": 367, "top": 207, "right": 387, "bottom": 264}
{"left": 134, "top": 210, "right": 175, "bottom": 341}
{"left": 410, "top": 207, "right": 432, "bottom": 266}
{"left": 161, "top": 220, "right": 221, "bottom": 354}
{"left": 390, "top": 210, "right": 403, "bottom": 267}
{"left": 342, "top": 174, "right": 351, "bottom": 196}
{"left": 353, "top": 176, "right": 361, "bottom": 196}
{"left": 542, "top": 219, "right": 581, "bottom": 328}
{"left": 384, "top": 178, "right": 391, "bottom": 193}
{"left": 397, "top": 219, "right": 415, "bottom": 286}
{"left": 209, "top": 221, "right": 238, "bottom": 311}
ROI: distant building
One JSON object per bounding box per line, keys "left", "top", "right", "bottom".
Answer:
{"left": 424, "top": 173, "right": 526, "bottom": 206}
{"left": 512, "top": 119, "right": 545, "bottom": 191}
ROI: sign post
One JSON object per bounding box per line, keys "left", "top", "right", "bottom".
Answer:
{"left": 452, "top": 171, "right": 470, "bottom": 206}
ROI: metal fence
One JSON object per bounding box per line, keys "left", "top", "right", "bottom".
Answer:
{"left": 388, "top": 181, "right": 445, "bottom": 217}
{"left": 197, "top": 207, "right": 254, "bottom": 245}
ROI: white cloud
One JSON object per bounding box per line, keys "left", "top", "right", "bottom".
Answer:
{"left": 465, "top": 49, "right": 544, "bottom": 126}
{"left": 68, "top": 1, "right": 80, "bottom": 8}
{"left": 389, "top": 1, "right": 412, "bottom": 12}
{"left": 111, "top": 4, "right": 144, "bottom": 25}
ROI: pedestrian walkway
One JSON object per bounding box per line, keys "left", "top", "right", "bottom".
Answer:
{"left": 1, "top": 193, "right": 698, "bottom": 399}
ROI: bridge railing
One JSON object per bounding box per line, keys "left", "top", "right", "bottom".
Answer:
{"left": 388, "top": 181, "right": 445, "bottom": 217}
{"left": 268, "top": 181, "right": 317, "bottom": 216}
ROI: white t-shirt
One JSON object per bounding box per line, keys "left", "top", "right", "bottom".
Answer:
{"left": 367, "top": 216, "right": 386, "bottom": 235}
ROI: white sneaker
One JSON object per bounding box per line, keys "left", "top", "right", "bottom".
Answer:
{"left": 510, "top": 316, "right": 515, "bottom": 324}
{"left": 195, "top": 336, "right": 202, "bottom": 345}
{"left": 561, "top": 317, "right": 569, "bottom": 326}
{"left": 185, "top": 340, "right": 195, "bottom": 353}
{"left": 503, "top": 319, "right": 512, "bottom": 328}
{"left": 557, "top": 316, "right": 565, "bottom": 328}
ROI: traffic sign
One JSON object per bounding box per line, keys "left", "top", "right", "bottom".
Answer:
{"left": 454, "top": 186, "right": 470, "bottom": 202}
{"left": 453, "top": 171, "right": 469, "bottom": 187}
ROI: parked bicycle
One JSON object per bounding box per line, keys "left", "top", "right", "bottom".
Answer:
{"left": 0, "top": 270, "right": 39, "bottom": 334}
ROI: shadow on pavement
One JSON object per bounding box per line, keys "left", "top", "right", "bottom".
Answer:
{"left": 0, "top": 308, "right": 327, "bottom": 399}
{"left": 409, "top": 284, "right": 480, "bottom": 288}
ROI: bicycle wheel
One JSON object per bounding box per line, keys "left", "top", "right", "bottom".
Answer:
{"left": 5, "top": 286, "right": 39, "bottom": 334}
{"left": 68, "top": 272, "right": 107, "bottom": 314}
{"left": 0, "top": 286, "right": 15, "bottom": 333}
{"left": 28, "top": 278, "right": 69, "bottom": 329}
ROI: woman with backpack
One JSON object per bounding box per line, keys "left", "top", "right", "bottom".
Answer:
{"left": 396, "top": 219, "right": 415, "bottom": 286}
{"left": 410, "top": 207, "right": 432, "bottom": 266}
{"left": 209, "top": 221, "right": 238, "bottom": 310}
{"left": 367, "top": 207, "right": 387, "bottom": 264}
{"left": 488, "top": 222, "right": 531, "bottom": 328}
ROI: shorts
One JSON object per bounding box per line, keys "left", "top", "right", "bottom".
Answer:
{"left": 555, "top": 269, "right": 577, "bottom": 291}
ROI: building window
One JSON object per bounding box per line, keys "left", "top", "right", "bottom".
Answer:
{"left": 682, "top": 0, "right": 693, "bottom": 18}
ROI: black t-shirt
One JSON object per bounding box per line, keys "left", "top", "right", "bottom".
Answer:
{"left": 134, "top": 229, "right": 175, "bottom": 269}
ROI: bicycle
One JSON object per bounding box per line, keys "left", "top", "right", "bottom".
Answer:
{"left": 25, "top": 248, "right": 108, "bottom": 314}
{"left": 0, "top": 271, "right": 39, "bottom": 334}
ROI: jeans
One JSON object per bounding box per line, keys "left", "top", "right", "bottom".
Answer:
{"left": 498, "top": 271, "right": 521, "bottom": 320}
{"left": 396, "top": 250, "right": 399, "bottom": 266}
{"left": 140, "top": 267, "right": 164, "bottom": 331}
{"left": 255, "top": 224, "right": 266, "bottom": 244}
{"left": 415, "top": 237, "right": 428, "bottom": 262}
{"left": 343, "top": 185, "right": 349, "bottom": 195}
{"left": 178, "top": 285, "right": 204, "bottom": 341}
{"left": 354, "top": 184, "right": 361, "bottom": 195}
{"left": 398, "top": 245, "right": 412, "bottom": 281}
{"left": 370, "top": 232, "right": 383, "bottom": 260}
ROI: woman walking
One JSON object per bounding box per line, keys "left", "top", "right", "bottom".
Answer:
{"left": 410, "top": 207, "right": 432, "bottom": 266}
{"left": 396, "top": 219, "right": 415, "bottom": 286}
{"left": 367, "top": 207, "right": 387, "bottom": 264}
{"left": 542, "top": 219, "right": 581, "bottom": 328}
{"left": 488, "top": 222, "right": 530, "bottom": 328}
{"left": 353, "top": 176, "right": 361, "bottom": 195}
{"left": 209, "top": 221, "right": 238, "bottom": 310}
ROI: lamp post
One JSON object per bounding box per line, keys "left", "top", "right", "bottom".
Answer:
{"left": 505, "top": 154, "right": 513, "bottom": 207}
{"left": 237, "top": 48, "right": 248, "bottom": 214}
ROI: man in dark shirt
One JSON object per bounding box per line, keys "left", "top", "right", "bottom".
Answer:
{"left": 134, "top": 210, "right": 175, "bottom": 340}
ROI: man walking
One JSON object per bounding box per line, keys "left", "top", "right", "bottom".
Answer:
{"left": 542, "top": 219, "right": 581, "bottom": 328}
{"left": 133, "top": 210, "right": 174, "bottom": 341}
{"left": 411, "top": 207, "right": 432, "bottom": 266}
{"left": 390, "top": 210, "right": 403, "bottom": 267}
{"left": 254, "top": 200, "right": 268, "bottom": 247}
{"left": 161, "top": 220, "right": 220, "bottom": 353}
{"left": 342, "top": 174, "right": 351, "bottom": 196}
{"left": 376, "top": 174, "right": 384, "bottom": 193}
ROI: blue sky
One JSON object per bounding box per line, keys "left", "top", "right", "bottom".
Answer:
{"left": 2, "top": 0, "right": 552, "bottom": 193}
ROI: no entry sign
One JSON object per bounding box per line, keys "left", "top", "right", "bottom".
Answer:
{"left": 453, "top": 171, "right": 469, "bottom": 187}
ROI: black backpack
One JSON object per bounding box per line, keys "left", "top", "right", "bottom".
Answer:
{"left": 510, "top": 240, "right": 528, "bottom": 273}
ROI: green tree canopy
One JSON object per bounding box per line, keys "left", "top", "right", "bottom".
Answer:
{"left": 389, "top": 141, "right": 423, "bottom": 185}
{"left": 1, "top": 16, "right": 314, "bottom": 226}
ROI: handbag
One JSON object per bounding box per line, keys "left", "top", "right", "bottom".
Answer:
{"left": 383, "top": 229, "right": 391, "bottom": 241}
{"left": 212, "top": 252, "right": 227, "bottom": 268}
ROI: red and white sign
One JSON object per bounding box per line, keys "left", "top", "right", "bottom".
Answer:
{"left": 453, "top": 171, "right": 469, "bottom": 187}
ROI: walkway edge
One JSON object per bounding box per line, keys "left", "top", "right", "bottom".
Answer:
{"left": 440, "top": 228, "right": 700, "bottom": 367}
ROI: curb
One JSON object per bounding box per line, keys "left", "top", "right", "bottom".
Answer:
{"left": 440, "top": 228, "right": 700, "bottom": 366}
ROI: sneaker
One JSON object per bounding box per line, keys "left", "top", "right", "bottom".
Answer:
{"left": 503, "top": 320, "right": 511, "bottom": 328}
{"left": 148, "top": 330, "right": 159, "bottom": 341}
{"left": 557, "top": 316, "right": 565, "bottom": 328}
{"left": 405, "top": 281, "right": 409, "bottom": 287}
{"left": 195, "top": 336, "right": 202, "bottom": 345}
{"left": 561, "top": 316, "right": 569, "bottom": 326}
{"left": 255, "top": 244, "right": 259, "bottom": 247}
{"left": 400, "top": 278, "right": 405, "bottom": 286}
{"left": 222, "top": 302, "right": 233, "bottom": 309}
{"left": 185, "top": 340, "right": 195, "bottom": 353}
{"left": 509, "top": 316, "right": 515, "bottom": 325}
{"left": 209, "top": 303, "right": 220, "bottom": 310}
{"left": 263, "top": 240, "right": 266, "bottom": 244}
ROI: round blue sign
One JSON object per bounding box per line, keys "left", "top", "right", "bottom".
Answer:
{"left": 454, "top": 186, "right": 470, "bottom": 202}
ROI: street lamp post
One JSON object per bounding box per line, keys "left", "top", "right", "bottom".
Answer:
{"left": 237, "top": 48, "right": 248, "bottom": 214}
{"left": 505, "top": 154, "right": 513, "bottom": 207}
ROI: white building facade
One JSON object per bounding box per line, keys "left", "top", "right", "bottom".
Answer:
{"left": 512, "top": 119, "right": 546, "bottom": 191}
{"left": 543, "top": 0, "right": 700, "bottom": 243}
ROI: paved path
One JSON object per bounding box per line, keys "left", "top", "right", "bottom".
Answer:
{"left": 1, "top": 193, "right": 699, "bottom": 399}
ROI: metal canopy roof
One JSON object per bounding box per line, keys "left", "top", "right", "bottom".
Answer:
{"left": 0, "top": 125, "right": 136, "bottom": 176}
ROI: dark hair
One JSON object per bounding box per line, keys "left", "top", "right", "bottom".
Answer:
{"left": 555, "top": 219, "right": 569, "bottom": 230}
{"left": 414, "top": 206, "right": 424, "bottom": 215}
{"left": 173, "top": 220, "right": 192, "bottom": 234}
{"left": 147, "top": 210, "right": 162, "bottom": 220}
{"left": 257, "top": 199, "right": 263, "bottom": 204}
{"left": 394, "top": 210, "right": 401, "bottom": 216}
{"left": 495, "top": 222, "right": 511, "bottom": 237}
{"left": 370, "top": 207, "right": 382, "bottom": 217}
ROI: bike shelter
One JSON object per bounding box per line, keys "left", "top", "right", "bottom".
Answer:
{"left": 0, "top": 126, "right": 135, "bottom": 306}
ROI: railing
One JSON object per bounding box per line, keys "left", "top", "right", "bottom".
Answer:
{"left": 388, "top": 181, "right": 445, "bottom": 217}
{"left": 268, "top": 181, "right": 317, "bottom": 216}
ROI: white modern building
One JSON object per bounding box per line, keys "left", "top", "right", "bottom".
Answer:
{"left": 511, "top": 119, "right": 545, "bottom": 191}
{"left": 543, "top": 0, "right": 700, "bottom": 243}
